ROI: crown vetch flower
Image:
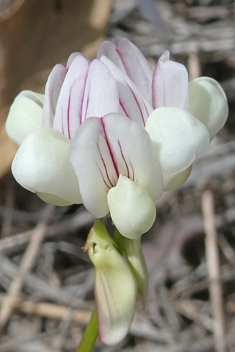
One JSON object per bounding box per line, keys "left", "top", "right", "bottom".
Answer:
{"left": 6, "top": 38, "right": 228, "bottom": 240}
{"left": 6, "top": 49, "right": 164, "bottom": 239}
{"left": 5, "top": 37, "right": 229, "bottom": 349}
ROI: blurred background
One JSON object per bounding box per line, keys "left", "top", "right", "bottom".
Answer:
{"left": 0, "top": 0, "right": 235, "bottom": 351}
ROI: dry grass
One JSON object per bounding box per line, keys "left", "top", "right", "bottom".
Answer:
{"left": 0, "top": 0, "right": 235, "bottom": 351}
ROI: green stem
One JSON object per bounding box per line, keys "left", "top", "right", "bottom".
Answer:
{"left": 76, "top": 307, "right": 98, "bottom": 352}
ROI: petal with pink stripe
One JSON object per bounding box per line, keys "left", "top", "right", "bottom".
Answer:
{"left": 53, "top": 54, "right": 89, "bottom": 139}
{"left": 100, "top": 56, "right": 153, "bottom": 126}
{"left": 70, "top": 113, "right": 163, "bottom": 218}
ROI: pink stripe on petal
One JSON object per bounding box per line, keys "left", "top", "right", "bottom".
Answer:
{"left": 53, "top": 54, "right": 90, "bottom": 139}
{"left": 101, "top": 117, "right": 119, "bottom": 178}
{"left": 100, "top": 56, "right": 153, "bottom": 126}
{"left": 97, "top": 142, "right": 115, "bottom": 188}
{"left": 118, "top": 140, "right": 129, "bottom": 178}
{"left": 116, "top": 38, "right": 153, "bottom": 102}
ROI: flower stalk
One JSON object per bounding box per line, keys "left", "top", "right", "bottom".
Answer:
{"left": 76, "top": 307, "right": 98, "bottom": 352}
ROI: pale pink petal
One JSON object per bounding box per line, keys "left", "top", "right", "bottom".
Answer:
{"left": 97, "top": 40, "right": 126, "bottom": 72}
{"left": 152, "top": 51, "right": 188, "bottom": 109}
{"left": 66, "top": 52, "right": 90, "bottom": 68}
{"left": 81, "top": 59, "right": 120, "bottom": 122}
{"left": 98, "top": 38, "right": 153, "bottom": 103}
{"left": 100, "top": 56, "right": 153, "bottom": 126}
{"left": 53, "top": 54, "right": 90, "bottom": 139}
{"left": 116, "top": 38, "right": 153, "bottom": 102}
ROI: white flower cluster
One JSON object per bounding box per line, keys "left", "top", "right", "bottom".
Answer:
{"left": 6, "top": 38, "right": 228, "bottom": 239}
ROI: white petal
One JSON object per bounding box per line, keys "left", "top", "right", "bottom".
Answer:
{"left": 81, "top": 59, "right": 120, "bottom": 122}
{"left": 100, "top": 56, "right": 153, "bottom": 126}
{"left": 164, "top": 166, "right": 192, "bottom": 191}
{"left": 53, "top": 55, "right": 90, "bottom": 139}
{"left": 188, "top": 77, "right": 228, "bottom": 139}
{"left": 108, "top": 175, "right": 156, "bottom": 239}
{"left": 145, "top": 107, "right": 210, "bottom": 183}
{"left": 6, "top": 90, "right": 44, "bottom": 145}
{"left": 43, "top": 64, "right": 67, "bottom": 127}
{"left": 152, "top": 52, "right": 188, "bottom": 109}
{"left": 12, "top": 128, "right": 82, "bottom": 205}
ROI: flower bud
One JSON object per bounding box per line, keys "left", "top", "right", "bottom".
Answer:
{"left": 84, "top": 220, "right": 137, "bottom": 346}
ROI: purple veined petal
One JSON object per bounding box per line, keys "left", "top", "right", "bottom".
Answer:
{"left": 100, "top": 56, "right": 153, "bottom": 126}
{"left": 152, "top": 51, "right": 189, "bottom": 110}
{"left": 66, "top": 52, "right": 90, "bottom": 68}
{"left": 115, "top": 38, "right": 153, "bottom": 103}
{"left": 42, "top": 64, "right": 67, "bottom": 127}
{"left": 98, "top": 38, "right": 153, "bottom": 104}
{"left": 97, "top": 40, "right": 126, "bottom": 72}
{"left": 70, "top": 114, "right": 163, "bottom": 218}
{"left": 81, "top": 59, "right": 120, "bottom": 123}
{"left": 53, "top": 54, "right": 90, "bottom": 140}
{"left": 70, "top": 117, "right": 118, "bottom": 218}
{"left": 101, "top": 113, "right": 163, "bottom": 200}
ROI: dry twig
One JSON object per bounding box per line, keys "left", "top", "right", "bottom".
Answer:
{"left": 202, "top": 190, "right": 226, "bottom": 352}
{"left": 0, "top": 204, "right": 55, "bottom": 331}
